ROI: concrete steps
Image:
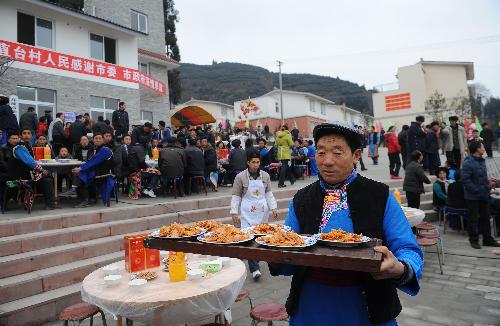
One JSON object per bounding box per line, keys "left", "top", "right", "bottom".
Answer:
{"left": 0, "top": 198, "right": 292, "bottom": 259}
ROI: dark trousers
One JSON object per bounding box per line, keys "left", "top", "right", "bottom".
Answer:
{"left": 406, "top": 192, "right": 421, "bottom": 209}
{"left": 278, "top": 160, "right": 295, "bottom": 186}
{"left": 388, "top": 153, "right": 401, "bottom": 176}
{"left": 426, "top": 152, "right": 441, "bottom": 175}
{"left": 484, "top": 144, "right": 493, "bottom": 158}
{"left": 36, "top": 177, "right": 55, "bottom": 206}
{"left": 73, "top": 176, "right": 96, "bottom": 202}
{"left": 466, "top": 199, "right": 493, "bottom": 243}
{"left": 401, "top": 149, "right": 407, "bottom": 169}
{"left": 359, "top": 150, "right": 366, "bottom": 170}
{"left": 446, "top": 149, "right": 462, "bottom": 168}
{"left": 371, "top": 156, "right": 379, "bottom": 165}
{"left": 248, "top": 260, "right": 260, "bottom": 273}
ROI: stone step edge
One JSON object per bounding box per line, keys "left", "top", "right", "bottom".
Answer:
{"left": 0, "top": 188, "right": 299, "bottom": 238}
{"left": 0, "top": 252, "right": 123, "bottom": 304}
{"left": 0, "top": 198, "right": 293, "bottom": 245}
{"left": 0, "top": 186, "right": 298, "bottom": 227}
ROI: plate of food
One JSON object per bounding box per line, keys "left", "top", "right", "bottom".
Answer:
{"left": 150, "top": 223, "right": 206, "bottom": 240}
{"left": 241, "top": 223, "right": 292, "bottom": 236}
{"left": 197, "top": 224, "right": 254, "bottom": 244}
{"left": 195, "top": 220, "right": 223, "bottom": 231}
{"left": 317, "top": 229, "right": 370, "bottom": 247}
{"left": 132, "top": 271, "right": 158, "bottom": 281}
{"left": 254, "top": 230, "right": 317, "bottom": 250}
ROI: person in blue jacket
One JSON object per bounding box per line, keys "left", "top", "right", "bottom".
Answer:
{"left": 461, "top": 140, "right": 500, "bottom": 249}
{"left": 269, "top": 122, "right": 423, "bottom": 326}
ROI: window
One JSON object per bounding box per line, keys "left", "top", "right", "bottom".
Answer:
{"left": 309, "top": 99, "right": 316, "bottom": 112}
{"left": 141, "top": 110, "right": 153, "bottom": 123}
{"left": 138, "top": 62, "right": 149, "bottom": 74}
{"left": 89, "top": 96, "right": 118, "bottom": 121}
{"left": 131, "top": 10, "right": 148, "bottom": 33}
{"left": 90, "top": 33, "right": 116, "bottom": 64}
{"left": 275, "top": 102, "right": 280, "bottom": 113}
{"left": 16, "top": 86, "right": 56, "bottom": 118}
{"left": 320, "top": 103, "right": 326, "bottom": 115}
{"left": 17, "top": 12, "right": 53, "bottom": 49}
{"left": 221, "top": 107, "right": 228, "bottom": 117}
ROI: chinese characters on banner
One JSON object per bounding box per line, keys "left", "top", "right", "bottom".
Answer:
{"left": 0, "top": 39, "right": 166, "bottom": 95}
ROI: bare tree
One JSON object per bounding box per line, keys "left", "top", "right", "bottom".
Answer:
{"left": 425, "top": 91, "right": 447, "bottom": 122}
{"left": 450, "top": 90, "right": 472, "bottom": 120}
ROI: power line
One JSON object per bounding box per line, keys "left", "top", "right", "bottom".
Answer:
{"left": 261, "top": 34, "right": 500, "bottom": 64}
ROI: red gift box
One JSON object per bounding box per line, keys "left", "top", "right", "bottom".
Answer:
{"left": 124, "top": 234, "right": 159, "bottom": 273}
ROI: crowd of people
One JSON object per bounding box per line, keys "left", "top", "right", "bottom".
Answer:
{"left": 359, "top": 114, "right": 500, "bottom": 250}
{"left": 0, "top": 95, "right": 322, "bottom": 212}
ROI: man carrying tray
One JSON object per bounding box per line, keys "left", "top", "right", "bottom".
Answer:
{"left": 270, "top": 122, "right": 423, "bottom": 325}
{"left": 231, "top": 151, "right": 279, "bottom": 280}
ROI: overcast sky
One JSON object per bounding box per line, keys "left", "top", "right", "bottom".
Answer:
{"left": 175, "top": 0, "right": 500, "bottom": 97}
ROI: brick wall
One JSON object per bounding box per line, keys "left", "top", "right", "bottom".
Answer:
{"left": 0, "top": 67, "right": 141, "bottom": 124}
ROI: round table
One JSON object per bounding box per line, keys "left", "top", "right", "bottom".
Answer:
{"left": 81, "top": 256, "right": 246, "bottom": 325}
{"left": 401, "top": 206, "right": 426, "bottom": 227}
{"left": 38, "top": 160, "right": 83, "bottom": 202}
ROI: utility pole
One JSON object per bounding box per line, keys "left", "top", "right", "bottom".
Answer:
{"left": 277, "top": 60, "right": 284, "bottom": 124}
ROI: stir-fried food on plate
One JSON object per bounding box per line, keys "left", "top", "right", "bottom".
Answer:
{"left": 320, "top": 229, "right": 364, "bottom": 242}
{"left": 195, "top": 220, "right": 222, "bottom": 231}
{"left": 135, "top": 271, "right": 157, "bottom": 280}
{"left": 158, "top": 223, "right": 203, "bottom": 237}
{"left": 203, "top": 224, "right": 250, "bottom": 243}
{"left": 252, "top": 223, "right": 283, "bottom": 234}
{"left": 261, "top": 230, "right": 305, "bottom": 246}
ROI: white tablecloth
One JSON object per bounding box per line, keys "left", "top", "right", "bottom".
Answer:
{"left": 401, "top": 206, "right": 426, "bottom": 227}
{"left": 81, "top": 256, "right": 246, "bottom": 325}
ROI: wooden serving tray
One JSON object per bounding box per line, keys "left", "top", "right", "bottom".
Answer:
{"left": 144, "top": 237, "right": 383, "bottom": 273}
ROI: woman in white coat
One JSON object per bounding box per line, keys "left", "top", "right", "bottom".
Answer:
{"left": 231, "top": 151, "right": 279, "bottom": 280}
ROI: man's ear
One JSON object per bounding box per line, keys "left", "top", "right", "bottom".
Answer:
{"left": 352, "top": 148, "right": 362, "bottom": 164}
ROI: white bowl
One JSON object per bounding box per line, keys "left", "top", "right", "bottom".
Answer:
{"left": 102, "top": 265, "right": 119, "bottom": 276}
{"left": 128, "top": 278, "right": 147, "bottom": 289}
{"left": 104, "top": 274, "right": 122, "bottom": 287}
{"left": 216, "top": 257, "right": 231, "bottom": 267}
{"left": 187, "top": 269, "right": 204, "bottom": 280}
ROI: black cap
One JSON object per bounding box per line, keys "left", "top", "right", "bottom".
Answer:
{"left": 144, "top": 122, "right": 153, "bottom": 128}
{"left": 313, "top": 122, "right": 364, "bottom": 150}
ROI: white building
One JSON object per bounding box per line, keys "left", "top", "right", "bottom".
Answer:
{"left": 0, "top": 0, "right": 179, "bottom": 125}
{"left": 234, "top": 89, "right": 372, "bottom": 137}
{"left": 373, "top": 60, "right": 474, "bottom": 127}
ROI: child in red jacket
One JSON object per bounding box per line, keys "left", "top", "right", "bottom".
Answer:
{"left": 385, "top": 126, "right": 402, "bottom": 179}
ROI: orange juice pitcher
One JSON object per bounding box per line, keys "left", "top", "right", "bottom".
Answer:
{"left": 168, "top": 252, "right": 186, "bottom": 282}
{"left": 43, "top": 145, "right": 51, "bottom": 160}
{"left": 152, "top": 147, "right": 159, "bottom": 160}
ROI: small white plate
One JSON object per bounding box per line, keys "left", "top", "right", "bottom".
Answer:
{"left": 128, "top": 278, "right": 147, "bottom": 289}
{"left": 104, "top": 274, "right": 122, "bottom": 287}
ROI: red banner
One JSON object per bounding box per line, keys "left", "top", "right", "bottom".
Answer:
{"left": 0, "top": 39, "right": 166, "bottom": 94}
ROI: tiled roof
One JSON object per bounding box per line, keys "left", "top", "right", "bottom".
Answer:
{"left": 138, "top": 48, "right": 179, "bottom": 64}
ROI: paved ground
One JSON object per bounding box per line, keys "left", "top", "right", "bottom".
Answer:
{"left": 39, "top": 148, "right": 500, "bottom": 326}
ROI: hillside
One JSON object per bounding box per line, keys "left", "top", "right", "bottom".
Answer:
{"left": 178, "top": 62, "right": 375, "bottom": 114}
